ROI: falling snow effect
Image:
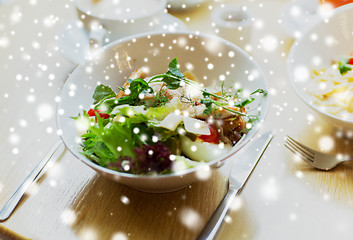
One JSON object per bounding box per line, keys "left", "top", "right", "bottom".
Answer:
{"left": 80, "top": 228, "right": 98, "bottom": 240}
{"left": 261, "top": 177, "right": 279, "bottom": 202}
{"left": 195, "top": 163, "right": 211, "bottom": 181}
{"left": 112, "top": 232, "right": 128, "bottom": 240}
{"left": 229, "top": 196, "right": 243, "bottom": 211}
{"left": 120, "top": 195, "right": 130, "bottom": 205}
{"left": 1, "top": 0, "right": 353, "bottom": 239}
{"left": 61, "top": 209, "right": 77, "bottom": 226}
{"left": 179, "top": 208, "right": 203, "bottom": 230}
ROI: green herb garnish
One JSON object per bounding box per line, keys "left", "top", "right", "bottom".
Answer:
{"left": 338, "top": 57, "right": 353, "bottom": 75}
{"left": 151, "top": 90, "right": 169, "bottom": 108}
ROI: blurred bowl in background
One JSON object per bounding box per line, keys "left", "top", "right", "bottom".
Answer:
{"left": 280, "top": 0, "right": 321, "bottom": 38}
{"left": 167, "top": 0, "right": 208, "bottom": 11}
{"left": 287, "top": 4, "right": 353, "bottom": 133}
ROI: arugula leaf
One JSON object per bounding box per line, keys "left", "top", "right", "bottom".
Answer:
{"left": 92, "top": 84, "right": 116, "bottom": 104}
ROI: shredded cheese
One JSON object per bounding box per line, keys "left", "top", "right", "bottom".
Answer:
{"left": 307, "top": 65, "right": 353, "bottom": 120}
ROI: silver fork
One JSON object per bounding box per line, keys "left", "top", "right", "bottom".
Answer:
{"left": 284, "top": 135, "right": 353, "bottom": 170}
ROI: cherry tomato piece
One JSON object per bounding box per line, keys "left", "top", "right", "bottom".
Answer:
{"left": 199, "top": 125, "right": 219, "bottom": 144}
{"left": 87, "top": 109, "right": 110, "bottom": 119}
{"left": 348, "top": 58, "right": 353, "bottom": 65}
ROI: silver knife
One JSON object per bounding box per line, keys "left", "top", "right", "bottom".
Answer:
{"left": 197, "top": 130, "right": 274, "bottom": 240}
{"left": 0, "top": 140, "right": 64, "bottom": 221}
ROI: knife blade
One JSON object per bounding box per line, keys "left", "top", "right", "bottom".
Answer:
{"left": 197, "top": 130, "right": 274, "bottom": 240}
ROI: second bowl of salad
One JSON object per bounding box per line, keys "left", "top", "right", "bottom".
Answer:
{"left": 287, "top": 4, "right": 353, "bottom": 133}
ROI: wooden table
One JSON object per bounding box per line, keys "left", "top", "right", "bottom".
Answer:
{"left": 1, "top": 0, "right": 353, "bottom": 239}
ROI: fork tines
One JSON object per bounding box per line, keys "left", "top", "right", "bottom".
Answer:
{"left": 284, "top": 135, "right": 315, "bottom": 163}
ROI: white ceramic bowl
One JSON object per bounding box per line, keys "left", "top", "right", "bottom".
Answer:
{"left": 287, "top": 4, "right": 353, "bottom": 133}
{"left": 56, "top": 32, "right": 269, "bottom": 192}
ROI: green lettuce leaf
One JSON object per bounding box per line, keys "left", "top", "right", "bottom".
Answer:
{"left": 80, "top": 114, "right": 135, "bottom": 166}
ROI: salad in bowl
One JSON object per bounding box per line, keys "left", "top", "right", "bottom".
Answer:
{"left": 56, "top": 32, "right": 269, "bottom": 192}
{"left": 74, "top": 58, "right": 266, "bottom": 175}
